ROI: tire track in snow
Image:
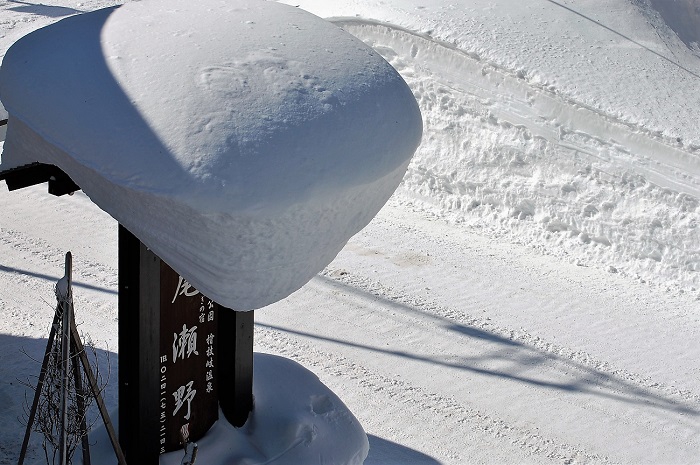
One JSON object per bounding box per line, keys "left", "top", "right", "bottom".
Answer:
{"left": 258, "top": 271, "right": 698, "bottom": 464}
{"left": 348, "top": 204, "right": 700, "bottom": 403}
{"left": 335, "top": 17, "right": 700, "bottom": 193}
{"left": 0, "top": 224, "right": 117, "bottom": 294}
{"left": 322, "top": 268, "right": 700, "bottom": 410}
{"left": 255, "top": 324, "right": 602, "bottom": 465}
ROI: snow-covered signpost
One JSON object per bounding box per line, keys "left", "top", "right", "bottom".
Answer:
{"left": 118, "top": 227, "right": 254, "bottom": 460}
{"left": 0, "top": 0, "right": 422, "bottom": 463}
{"left": 117, "top": 227, "right": 241, "bottom": 461}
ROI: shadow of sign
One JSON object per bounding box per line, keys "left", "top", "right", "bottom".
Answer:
{"left": 7, "top": 0, "right": 82, "bottom": 18}
{"left": 0, "top": 332, "right": 117, "bottom": 464}
{"left": 365, "top": 435, "right": 443, "bottom": 465}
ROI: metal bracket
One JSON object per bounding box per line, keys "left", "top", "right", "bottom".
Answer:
{"left": 0, "top": 162, "right": 80, "bottom": 196}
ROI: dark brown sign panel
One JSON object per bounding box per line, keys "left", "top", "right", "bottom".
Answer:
{"left": 158, "top": 262, "right": 218, "bottom": 453}
{"left": 119, "top": 226, "right": 252, "bottom": 464}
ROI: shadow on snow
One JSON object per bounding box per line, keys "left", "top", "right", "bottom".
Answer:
{"left": 6, "top": 0, "right": 82, "bottom": 18}
{"left": 0, "top": 264, "right": 117, "bottom": 295}
{"left": 365, "top": 435, "right": 442, "bottom": 465}
{"left": 0, "top": 332, "right": 116, "bottom": 464}
{"left": 258, "top": 274, "right": 700, "bottom": 421}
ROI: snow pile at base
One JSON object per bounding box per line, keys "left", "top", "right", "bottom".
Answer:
{"left": 0, "top": 0, "right": 422, "bottom": 310}
{"left": 285, "top": 0, "right": 700, "bottom": 293}
{"left": 70, "top": 354, "right": 368, "bottom": 465}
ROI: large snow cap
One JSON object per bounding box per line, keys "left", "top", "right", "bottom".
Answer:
{"left": 0, "top": 0, "right": 422, "bottom": 310}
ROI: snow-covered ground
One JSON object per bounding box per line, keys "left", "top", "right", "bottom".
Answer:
{"left": 2, "top": 0, "right": 700, "bottom": 464}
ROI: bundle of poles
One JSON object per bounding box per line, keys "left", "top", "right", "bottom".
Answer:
{"left": 17, "top": 252, "right": 126, "bottom": 465}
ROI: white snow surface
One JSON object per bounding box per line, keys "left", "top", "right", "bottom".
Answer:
{"left": 285, "top": 0, "right": 700, "bottom": 293}
{"left": 2, "top": 0, "right": 700, "bottom": 464}
{"left": 0, "top": 0, "right": 422, "bottom": 310}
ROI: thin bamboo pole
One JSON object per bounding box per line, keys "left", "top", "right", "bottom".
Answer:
{"left": 70, "top": 315, "right": 127, "bottom": 465}
{"left": 71, "top": 337, "right": 91, "bottom": 465}
{"left": 59, "top": 252, "right": 72, "bottom": 465}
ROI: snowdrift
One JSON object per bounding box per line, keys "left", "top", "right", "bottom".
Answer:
{"left": 82, "top": 354, "right": 369, "bottom": 465}
{"left": 0, "top": 0, "right": 422, "bottom": 310}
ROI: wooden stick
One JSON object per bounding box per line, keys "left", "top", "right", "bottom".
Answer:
{"left": 19, "top": 252, "right": 124, "bottom": 465}
{"left": 59, "top": 252, "right": 72, "bottom": 465}
{"left": 70, "top": 316, "right": 127, "bottom": 465}
{"left": 71, "top": 337, "right": 91, "bottom": 465}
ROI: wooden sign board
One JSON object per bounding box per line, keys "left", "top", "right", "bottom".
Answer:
{"left": 158, "top": 262, "right": 218, "bottom": 453}
{"left": 118, "top": 225, "right": 253, "bottom": 464}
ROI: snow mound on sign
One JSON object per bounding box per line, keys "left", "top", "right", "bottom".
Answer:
{"left": 80, "top": 354, "right": 368, "bottom": 465}
{"left": 0, "top": 0, "right": 422, "bottom": 310}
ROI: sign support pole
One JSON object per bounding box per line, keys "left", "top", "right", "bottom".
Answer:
{"left": 118, "top": 225, "right": 160, "bottom": 464}
{"left": 218, "top": 309, "right": 254, "bottom": 427}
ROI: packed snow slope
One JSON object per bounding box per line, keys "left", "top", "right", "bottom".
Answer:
{"left": 1, "top": 0, "right": 700, "bottom": 464}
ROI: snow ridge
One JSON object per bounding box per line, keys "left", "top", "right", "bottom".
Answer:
{"left": 335, "top": 19, "right": 700, "bottom": 295}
